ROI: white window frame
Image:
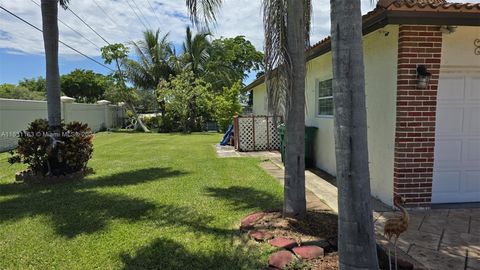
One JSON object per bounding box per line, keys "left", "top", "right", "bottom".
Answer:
{"left": 316, "top": 79, "right": 334, "bottom": 118}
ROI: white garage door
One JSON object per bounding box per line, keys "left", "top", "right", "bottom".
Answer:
{"left": 432, "top": 74, "right": 480, "bottom": 203}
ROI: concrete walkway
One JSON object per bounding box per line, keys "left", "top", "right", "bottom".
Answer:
{"left": 215, "top": 147, "right": 479, "bottom": 270}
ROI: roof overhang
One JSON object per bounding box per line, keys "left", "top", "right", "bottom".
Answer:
{"left": 244, "top": 1, "right": 480, "bottom": 91}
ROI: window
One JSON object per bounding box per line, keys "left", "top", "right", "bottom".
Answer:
{"left": 317, "top": 79, "right": 333, "bottom": 116}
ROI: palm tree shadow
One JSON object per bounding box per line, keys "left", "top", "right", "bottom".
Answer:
{"left": 84, "top": 167, "right": 188, "bottom": 189}
{"left": 120, "top": 237, "right": 262, "bottom": 270}
{"left": 204, "top": 186, "right": 282, "bottom": 211}
{"left": 148, "top": 203, "right": 234, "bottom": 236}
{"left": 0, "top": 167, "right": 187, "bottom": 238}
{"left": 0, "top": 167, "right": 188, "bottom": 196}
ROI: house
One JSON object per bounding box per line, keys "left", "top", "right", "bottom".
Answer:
{"left": 245, "top": 0, "right": 480, "bottom": 208}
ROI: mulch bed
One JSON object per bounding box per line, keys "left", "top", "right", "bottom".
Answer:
{"left": 241, "top": 210, "right": 417, "bottom": 270}
{"left": 240, "top": 210, "right": 339, "bottom": 269}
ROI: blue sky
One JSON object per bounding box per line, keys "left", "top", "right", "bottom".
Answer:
{"left": 5, "top": 0, "right": 470, "bottom": 85}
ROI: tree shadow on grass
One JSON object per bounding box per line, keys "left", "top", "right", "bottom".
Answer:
{"left": 148, "top": 203, "right": 234, "bottom": 237}
{"left": 0, "top": 167, "right": 188, "bottom": 196}
{"left": 0, "top": 167, "right": 187, "bottom": 238}
{"left": 120, "top": 237, "right": 262, "bottom": 270}
{"left": 204, "top": 186, "right": 282, "bottom": 211}
{"left": 205, "top": 186, "right": 338, "bottom": 240}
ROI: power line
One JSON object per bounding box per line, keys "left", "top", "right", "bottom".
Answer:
{"left": 30, "top": 0, "right": 101, "bottom": 50}
{"left": 92, "top": 0, "right": 120, "bottom": 29}
{"left": 146, "top": 0, "right": 162, "bottom": 28}
{"left": 126, "top": 0, "right": 149, "bottom": 30}
{"left": 130, "top": 0, "right": 152, "bottom": 29}
{"left": 64, "top": 6, "right": 111, "bottom": 45}
{"left": 0, "top": 5, "right": 114, "bottom": 72}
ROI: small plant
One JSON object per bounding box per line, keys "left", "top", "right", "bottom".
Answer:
{"left": 8, "top": 119, "right": 94, "bottom": 178}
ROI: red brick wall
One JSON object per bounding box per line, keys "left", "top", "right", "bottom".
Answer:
{"left": 393, "top": 25, "right": 443, "bottom": 208}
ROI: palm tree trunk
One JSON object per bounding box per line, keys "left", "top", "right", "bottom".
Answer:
{"left": 283, "top": 0, "right": 306, "bottom": 217}
{"left": 41, "top": 0, "right": 62, "bottom": 133}
{"left": 330, "top": 0, "right": 379, "bottom": 268}
{"left": 114, "top": 59, "right": 150, "bottom": 133}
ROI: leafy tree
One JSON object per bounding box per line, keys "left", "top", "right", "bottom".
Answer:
{"left": 101, "top": 43, "right": 150, "bottom": 132}
{"left": 60, "top": 69, "right": 111, "bottom": 103}
{"left": 0, "top": 84, "right": 46, "bottom": 100}
{"left": 18, "top": 77, "right": 46, "bottom": 92}
{"left": 205, "top": 36, "right": 263, "bottom": 91}
{"left": 330, "top": 0, "right": 379, "bottom": 267}
{"left": 214, "top": 81, "right": 243, "bottom": 132}
{"left": 157, "top": 72, "right": 213, "bottom": 133}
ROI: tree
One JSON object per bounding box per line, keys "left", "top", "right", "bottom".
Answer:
{"left": 263, "top": 0, "right": 312, "bottom": 217}
{"left": 182, "top": 26, "right": 211, "bottom": 78}
{"left": 60, "top": 69, "right": 111, "bottom": 103}
{"left": 0, "top": 84, "right": 46, "bottom": 100}
{"left": 214, "top": 81, "right": 243, "bottom": 132}
{"left": 157, "top": 72, "right": 213, "bottom": 133}
{"left": 205, "top": 36, "right": 264, "bottom": 91}
{"left": 101, "top": 43, "right": 150, "bottom": 132}
{"left": 41, "top": 0, "right": 70, "bottom": 133}
{"left": 125, "top": 30, "right": 176, "bottom": 89}
{"left": 330, "top": 0, "right": 379, "bottom": 268}
{"left": 18, "top": 77, "right": 46, "bottom": 92}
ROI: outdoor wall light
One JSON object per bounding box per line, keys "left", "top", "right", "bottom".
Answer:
{"left": 417, "top": 65, "right": 431, "bottom": 89}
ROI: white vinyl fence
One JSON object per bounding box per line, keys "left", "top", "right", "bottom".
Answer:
{"left": 0, "top": 98, "right": 126, "bottom": 152}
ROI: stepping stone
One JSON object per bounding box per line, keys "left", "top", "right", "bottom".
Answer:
{"left": 268, "top": 237, "right": 298, "bottom": 249}
{"left": 240, "top": 212, "right": 265, "bottom": 230}
{"left": 292, "top": 245, "right": 324, "bottom": 259}
{"left": 249, "top": 231, "right": 273, "bottom": 242}
{"left": 268, "top": 250, "right": 295, "bottom": 269}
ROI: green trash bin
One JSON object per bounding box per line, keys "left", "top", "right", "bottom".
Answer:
{"left": 277, "top": 125, "right": 318, "bottom": 168}
{"left": 304, "top": 126, "right": 318, "bottom": 168}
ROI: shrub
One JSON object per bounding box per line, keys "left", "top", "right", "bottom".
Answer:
{"left": 214, "top": 81, "right": 243, "bottom": 132}
{"left": 8, "top": 119, "right": 94, "bottom": 177}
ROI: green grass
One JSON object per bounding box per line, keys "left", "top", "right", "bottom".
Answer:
{"left": 0, "top": 133, "right": 283, "bottom": 270}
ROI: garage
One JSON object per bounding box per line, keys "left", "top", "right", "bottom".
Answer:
{"left": 432, "top": 74, "right": 480, "bottom": 203}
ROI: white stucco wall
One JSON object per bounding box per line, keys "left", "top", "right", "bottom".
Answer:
{"left": 305, "top": 25, "right": 399, "bottom": 205}
{"left": 252, "top": 84, "right": 268, "bottom": 115}
{"left": 0, "top": 99, "right": 125, "bottom": 152}
{"left": 441, "top": 26, "right": 480, "bottom": 70}
{"left": 251, "top": 25, "right": 399, "bottom": 205}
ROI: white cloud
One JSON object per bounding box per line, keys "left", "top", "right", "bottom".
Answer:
{"left": 1, "top": 0, "right": 479, "bottom": 58}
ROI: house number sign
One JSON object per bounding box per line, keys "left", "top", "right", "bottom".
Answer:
{"left": 475, "top": 39, "right": 480, "bottom": 55}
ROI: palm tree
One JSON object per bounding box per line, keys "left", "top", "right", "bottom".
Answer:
{"left": 124, "top": 30, "right": 176, "bottom": 131}
{"left": 126, "top": 30, "right": 176, "bottom": 89}
{"left": 41, "top": 0, "right": 70, "bottom": 133}
{"left": 263, "top": 0, "right": 312, "bottom": 217}
{"left": 330, "top": 0, "right": 379, "bottom": 268}
{"left": 182, "top": 26, "right": 211, "bottom": 78}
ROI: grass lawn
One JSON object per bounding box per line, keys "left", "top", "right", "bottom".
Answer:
{"left": 0, "top": 132, "right": 283, "bottom": 270}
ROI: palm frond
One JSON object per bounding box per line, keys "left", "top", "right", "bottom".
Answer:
{"left": 59, "top": 0, "right": 70, "bottom": 9}
{"left": 186, "top": 0, "right": 222, "bottom": 27}
{"left": 262, "top": 0, "right": 312, "bottom": 118}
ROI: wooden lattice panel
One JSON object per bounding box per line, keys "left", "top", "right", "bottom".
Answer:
{"left": 254, "top": 117, "right": 268, "bottom": 151}
{"left": 268, "top": 117, "right": 281, "bottom": 150}
{"left": 236, "top": 115, "right": 282, "bottom": 152}
{"left": 238, "top": 117, "right": 254, "bottom": 151}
